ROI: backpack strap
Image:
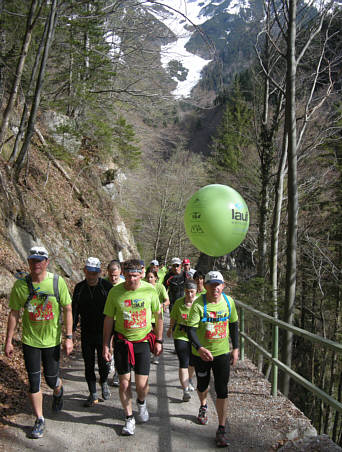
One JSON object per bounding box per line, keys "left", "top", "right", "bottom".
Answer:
{"left": 200, "top": 293, "right": 231, "bottom": 323}
{"left": 24, "top": 274, "right": 36, "bottom": 310}
{"left": 53, "top": 274, "right": 60, "bottom": 303}
{"left": 222, "top": 293, "right": 231, "bottom": 320}
{"left": 53, "top": 274, "right": 62, "bottom": 324}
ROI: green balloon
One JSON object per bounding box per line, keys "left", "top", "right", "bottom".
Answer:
{"left": 184, "top": 184, "right": 249, "bottom": 257}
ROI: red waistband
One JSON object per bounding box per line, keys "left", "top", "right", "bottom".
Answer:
{"left": 116, "top": 331, "right": 156, "bottom": 366}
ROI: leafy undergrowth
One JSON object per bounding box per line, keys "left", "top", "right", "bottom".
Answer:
{"left": 0, "top": 296, "right": 80, "bottom": 427}
{"left": 0, "top": 297, "right": 30, "bottom": 425}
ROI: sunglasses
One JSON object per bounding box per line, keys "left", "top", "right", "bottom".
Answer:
{"left": 31, "top": 250, "right": 47, "bottom": 256}
{"left": 173, "top": 264, "right": 180, "bottom": 267}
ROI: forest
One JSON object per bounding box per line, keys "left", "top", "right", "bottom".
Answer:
{"left": 0, "top": 0, "right": 341, "bottom": 445}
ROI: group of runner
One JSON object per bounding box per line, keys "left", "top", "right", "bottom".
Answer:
{"left": 4, "top": 246, "right": 239, "bottom": 448}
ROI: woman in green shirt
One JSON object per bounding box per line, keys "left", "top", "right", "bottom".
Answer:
{"left": 167, "top": 279, "right": 197, "bottom": 402}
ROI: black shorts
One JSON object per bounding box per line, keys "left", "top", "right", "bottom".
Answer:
{"left": 22, "top": 343, "right": 60, "bottom": 393}
{"left": 174, "top": 339, "right": 193, "bottom": 368}
{"left": 114, "top": 339, "right": 151, "bottom": 376}
{"left": 192, "top": 352, "right": 230, "bottom": 399}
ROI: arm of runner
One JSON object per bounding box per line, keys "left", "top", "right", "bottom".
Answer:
{"left": 72, "top": 285, "right": 80, "bottom": 333}
{"left": 5, "top": 309, "right": 20, "bottom": 358}
{"left": 103, "top": 315, "right": 114, "bottom": 361}
{"left": 63, "top": 304, "right": 73, "bottom": 356}
{"left": 229, "top": 321, "right": 239, "bottom": 365}
{"left": 167, "top": 318, "right": 175, "bottom": 337}
{"left": 188, "top": 326, "right": 213, "bottom": 362}
{"left": 153, "top": 310, "right": 163, "bottom": 356}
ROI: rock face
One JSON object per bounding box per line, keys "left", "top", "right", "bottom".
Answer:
{"left": 0, "top": 268, "right": 15, "bottom": 297}
{"left": 0, "top": 141, "right": 138, "bottom": 296}
{"left": 40, "top": 110, "right": 81, "bottom": 155}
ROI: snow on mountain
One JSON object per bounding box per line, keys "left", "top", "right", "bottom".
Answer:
{"left": 146, "top": 0, "right": 255, "bottom": 99}
{"left": 146, "top": 1, "right": 211, "bottom": 98}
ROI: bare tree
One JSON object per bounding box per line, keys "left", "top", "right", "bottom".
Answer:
{"left": 0, "top": 0, "right": 43, "bottom": 153}
{"left": 14, "top": 0, "right": 59, "bottom": 177}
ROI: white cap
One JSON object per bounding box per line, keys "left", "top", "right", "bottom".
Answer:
{"left": 85, "top": 257, "right": 101, "bottom": 272}
{"left": 27, "top": 246, "right": 49, "bottom": 261}
{"left": 171, "top": 257, "right": 182, "bottom": 265}
{"left": 204, "top": 271, "right": 224, "bottom": 284}
{"left": 150, "top": 259, "right": 159, "bottom": 266}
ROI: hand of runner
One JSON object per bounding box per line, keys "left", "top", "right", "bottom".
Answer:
{"left": 103, "top": 345, "right": 112, "bottom": 362}
{"left": 198, "top": 347, "right": 213, "bottom": 362}
{"left": 64, "top": 338, "right": 73, "bottom": 356}
{"left": 230, "top": 348, "right": 239, "bottom": 366}
{"left": 154, "top": 342, "right": 163, "bottom": 356}
{"left": 4, "top": 341, "right": 14, "bottom": 358}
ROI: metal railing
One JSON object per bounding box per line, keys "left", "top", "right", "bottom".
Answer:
{"left": 235, "top": 299, "right": 342, "bottom": 414}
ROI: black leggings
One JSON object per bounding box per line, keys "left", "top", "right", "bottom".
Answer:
{"left": 81, "top": 340, "right": 111, "bottom": 394}
{"left": 192, "top": 353, "right": 230, "bottom": 399}
{"left": 22, "top": 343, "right": 60, "bottom": 394}
{"left": 174, "top": 339, "right": 193, "bottom": 368}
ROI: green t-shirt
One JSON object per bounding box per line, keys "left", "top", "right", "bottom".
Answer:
{"left": 170, "top": 296, "right": 194, "bottom": 342}
{"left": 151, "top": 282, "right": 168, "bottom": 323}
{"left": 157, "top": 266, "right": 167, "bottom": 284}
{"left": 104, "top": 281, "right": 160, "bottom": 341}
{"left": 187, "top": 293, "right": 238, "bottom": 357}
{"left": 196, "top": 288, "right": 206, "bottom": 299}
{"left": 9, "top": 272, "right": 71, "bottom": 348}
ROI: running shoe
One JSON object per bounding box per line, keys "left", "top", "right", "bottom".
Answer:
{"left": 112, "top": 371, "right": 119, "bottom": 387}
{"left": 122, "top": 416, "right": 135, "bottom": 436}
{"left": 152, "top": 355, "right": 159, "bottom": 365}
{"left": 84, "top": 393, "right": 99, "bottom": 407}
{"left": 197, "top": 405, "right": 208, "bottom": 425}
{"left": 29, "top": 417, "right": 45, "bottom": 439}
{"left": 110, "top": 357, "right": 115, "bottom": 373}
{"left": 101, "top": 381, "right": 111, "bottom": 400}
{"left": 188, "top": 379, "right": 195, "bottom": 391}
{"left": 136, "top": 399, "right": 149, "bottom": 422}
{"left": 216, "top": 428, "right": 229, "bottom": 447}
{"left": 52, "top": 386, "right": 64, "bottom": 412}
{"left": 182, "top": 388, "right": 191, "bottom": 402}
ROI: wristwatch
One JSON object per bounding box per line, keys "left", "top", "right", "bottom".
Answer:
{"left": 65, "top": 334, "right": 73, "bottom": 340}
{"left": 155, "top": 339, "right": 163, "bottom": 344}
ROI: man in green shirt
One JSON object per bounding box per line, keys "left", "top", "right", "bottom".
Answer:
{"left": 103, "top": 259, "right": 163, "bottom": 436}
{"left": 187, "top": 271, "right": 239, "bottom": 448}
{"left": 4, "top": 246, "right": 73, "bottom": 439}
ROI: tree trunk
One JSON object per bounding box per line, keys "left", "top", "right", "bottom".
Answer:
{"left": 9, "top": 13, "right": 49, "bottom": 163}
{"left": 14, "top": 0, "right": 58, "bottom": 177}
{"left": 0, "top": 0, "right": 41, "bottom": 153}
{"left": 271, "top": 134, "right": 287, "bottom": 318}
{"left": 281, "top": 0, "right": 298, "bottom": 397}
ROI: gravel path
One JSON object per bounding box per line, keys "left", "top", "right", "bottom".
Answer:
{"left": 0, "top": 317, "right": 331, "bottom": 452}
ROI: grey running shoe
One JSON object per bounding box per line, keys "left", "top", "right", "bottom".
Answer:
{"left": 122, "top": 416, "right": 135, "bottom": 436}
{"left": 188, "top": 379, "right": 195, "bottom": 391}
{"left": 101, "top": 381, "right": 111, "bottom": 400}
{"left": 84, "top": 393, "right": 99, "bottom": 407}
{"left": 112, "top": 371, "right": 119, "bottom": 387}
{"left": 182, "top": 388, "right": 191, "bottom": 402}
{"left": 136, "top": 400, "right": 149, "bottom": 422}
{"left": 52, "top": 386, "right": 64, "bottom": 412}
{"left": 29, "top": 417, "right": 45, "bottom": 439}
{"left": 152, "top": 355, "right": 159, "bottom": 365}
